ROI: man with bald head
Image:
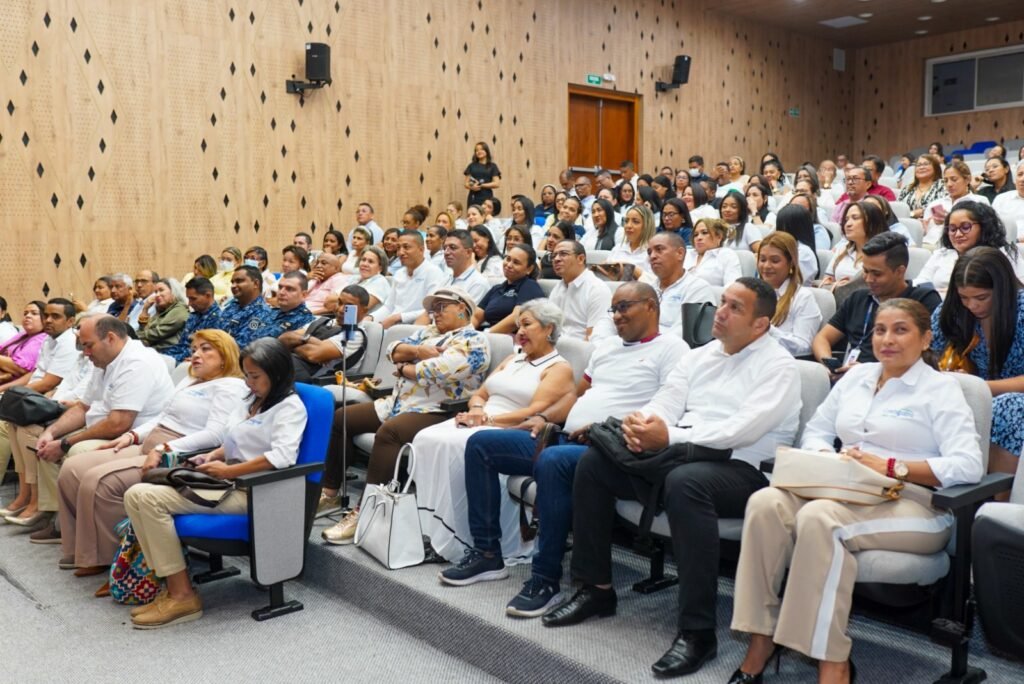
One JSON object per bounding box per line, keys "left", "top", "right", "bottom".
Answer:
{"left": 305, "top": 253, "right": 347, "bottom": 316}
{"left": 574, "top": 175, "right": 596, "bottom": 220}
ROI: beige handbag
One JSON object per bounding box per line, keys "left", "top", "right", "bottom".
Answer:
{"left": 771, "top": 446, "right": 904, "bottom": 505}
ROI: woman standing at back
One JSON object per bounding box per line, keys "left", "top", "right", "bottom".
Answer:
{"left": 464, "top": 142, "right": 501, "bottom": 208}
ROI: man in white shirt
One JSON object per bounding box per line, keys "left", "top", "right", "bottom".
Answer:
{"left": 549, "top": 241, "right": 611, "bottom": 341}
{"left": 351, "top": 202, "right": 384, "bottom": 246}
{"left": 546, "top": 278, "right": 801, "bottom": 678}
{"left": 0, "top": 298, "right": 79, "bottom": 478}
{"left": 993, "top": 159, "right": 1024, "bottom": 241}
{"left": 414, "top": 230, "right": 491, "bottom": 326}
{"left": 368, "top": 230, "right": 447, "bottom": 329}
{"left": 10, "top": 316, "right": 174, "bottom": 538}
{"left": 574, "top": 176, "right": 596, "bottom": 220}
{"left": 593, "top": 232, "right": 715, "bottom": 341}
{"left": 439, "top": 282, "right": 687, "bottom": 618}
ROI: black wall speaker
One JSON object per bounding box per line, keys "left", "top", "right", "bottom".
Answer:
{"left": 306, "top": 42, "right": 331, "bottom": 83}
{"left": 672, "top": 55, "right": 691, "bottom": 84}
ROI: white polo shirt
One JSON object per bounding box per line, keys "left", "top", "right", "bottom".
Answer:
{"left": 223, "top": 393, "right": 307, "bottom": 469}
{"left": 81, "top": 340, "right": 174, "bottom": 428}
{"left": 549, "top": 269, "right": 612, "bottom": 340}
{"left": 684, "top": 247, "right": 743, "bottom": 287}
{"left": 29, "top": 328, "right": 79, "bottom": 383}
{"left": 372, "top": 259, "right": 447, "bottom": 323}
{"left": 445, "top": 266, "right": 491, "bottom": 306}
{"left": 992, "top": 191, "right": 1024, "bottom": 239}
{"left": 608, "top": 241, "right": 652, "bottom": 272}
{"left": 564, "top": 333, "right": 687, "bottom": 433}
{"left": 657, "top": 272, "right": 717, "bottom": 337}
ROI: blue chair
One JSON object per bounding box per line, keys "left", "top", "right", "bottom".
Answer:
{"left": 172, "top": 383, "right": 332, "bottom": 621}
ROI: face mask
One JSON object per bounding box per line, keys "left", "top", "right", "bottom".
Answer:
{"left": 688, "top": 168, "right": 702, "bottom": 178}
{"left": 219, "top": 260, "right": 235, "bottom": 272}
{"left": 244, "top": 259, "right": 260, "bottom": 268}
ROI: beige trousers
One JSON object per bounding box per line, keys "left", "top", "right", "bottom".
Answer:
{"left": 10, "top": 423, "right": 45, "bottom": 483}
{"left": 29, "top": 433, "right": 108, "bottom": 512}
{"left": 731, "top": 486, "right": 952, "bottom": 662}
{"left": 0, "top": 420, "right": 12, "bottom": 479}
{"left": 124, "top": 483, "right": 248, "bottom": 577}
{"left": 56, "top": 426, "right": 182, "bottom": 567}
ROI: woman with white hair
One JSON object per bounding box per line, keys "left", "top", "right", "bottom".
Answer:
{"left": 138, "top": 278, "right": 189, "bottom": 352}
{"left": 412, "top": 298, "right": 575, "bottom": 562}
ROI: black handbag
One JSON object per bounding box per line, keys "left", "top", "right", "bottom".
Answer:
{"left": 141, "top": 466, "right": 236, "bottom": 508}
{"left": 681, "top": 302, "right": 716, "bottom": 347}
{"left": 0, "top": 386, "right": 65, "bottom": 426}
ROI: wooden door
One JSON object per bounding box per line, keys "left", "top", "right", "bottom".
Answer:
{"left": 567, "top": 86, "right": 640, "bottom": 174}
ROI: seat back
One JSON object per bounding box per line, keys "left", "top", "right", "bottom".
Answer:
{"left": 900, "top": 218, "right": 924, "bottom": 246}
{"left": 906, "top": 247, "right": 931, "bottom": 281}
{"left": 350, "top": 322, "right": 384, "bottom": 376}
{"left": 371, "top": 324, "right": 422, "bottom": 391}
{"left": 484, "top": 332, "right": 515, "bottom": 375}
{"left": 817, "top": 249, "right": 834, "bottom": 278}
{"left": 587, "top": 250, "right": 611, "bottom": 265}
{"left": 293, "top": 383, "right": 335, "bottom": 484}
{"left": 556, "top": 337, "right": 593, "bottom": 383}
{"left": 807, "top": 287, "right": 836, "bottom": 329}
{"left": 170, "top": 360, "right": 191, "bottom": 385}
{"left": 538, "top": 279, "right": 560, "bottom": 296}
{"left": 795, "top": 361, "right": 831, "bottom": 444}
{"left": 949, "top": 373, "right": 993, "bottom": 470}
{"left": 735, "top": 250, "right": 756, "bottom": 278}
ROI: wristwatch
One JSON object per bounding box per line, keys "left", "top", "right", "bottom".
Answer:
{"left": 59, "top": 437, "right": 72, "bottom": 453}
{"left": 887, "top": 457, "right": 909, "bottom": 481}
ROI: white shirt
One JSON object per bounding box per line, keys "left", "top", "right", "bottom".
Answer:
{"left": 715, "top": 181, "right": 744, "bottom": 198}
{"left": 608, "top": 241, "right": 652, "bottom": 272}
{"left": 477, "top": 255, "right": 504, "bottom": 279}
{"left": 768, "top": 282, "right": 822, "bottom": 357}
{"left": 445, "top": 266, "right": 491, "bottom": 306}
{"left": 344, "top": 272, "right": 391, "bottom": 311}
{"left": 798, "top": 243, "right": 819, "bottom": 284}
{"left": 565, "top": 333, "right": 688, "bottom": 433}
{"left": 913, "top": 245, "right": 1024, "bottom": 291}
{"left": 30, "top": 329, "right": 79, "bottom": 383}
{"left": 689, "top": 204, "right": 719, "bottom": 222}
{"left": 0, "top": 321, "right": 17, "bottom": 345}
{"left": 923, "top": 193, "right": 990, "bottom": 244}
{"left": 549, "top": 269, "right": 612, "bottom": 340}
{"left": 223, "top": 393, "right": 307, "bottom": 469}
{"left": 640, "top": 333, "right": 801, "bottom": 469}
{"left": 580, "top": 224, "right": 623, "bottom": 252}
{"left": 372, "top": 259, "right": 448, "bottom": 323}
{"left": 81, "top": 340, "right": 174, "bottom": 428}
{"left": 52, "top": 355, "right": 95, "bottom": 404}
{"left": 429, "top": 250, "right": 446, "bottom": 270}
{"left": 685, "top": 247, "right": 743, "bottom": 287}
{"left": 723, "top": 223, "right": 764, "bottom": 252}
{"left": 347, "top": 220, "right": 383, "bottom": 248}
{"left": 827, "top": 248, "right": 861, "bottom": 281}
{"left": 992, "top": 191, "right": 1024, "bottom": 238}
{"left": 133, "top": 376, "right": 249, "bottom": 453}
{"left": 656, "top": 271, "right": 717, "bottom": 338}
{"left": 801, "top": 360, "right": 983, "bottom": 488}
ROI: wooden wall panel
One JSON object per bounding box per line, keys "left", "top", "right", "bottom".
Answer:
{"left": 851, "top": 21, "right": 1024, "bottom": 159}
{"left": 0, "top": 0, "right": 849, "bottom": 307}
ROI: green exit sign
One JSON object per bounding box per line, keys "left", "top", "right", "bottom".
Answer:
{"left": 586, "top": 74, "right": 602, "bottom": 85}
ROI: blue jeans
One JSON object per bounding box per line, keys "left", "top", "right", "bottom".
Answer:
{"left": 464, "top": 429, "right": 585, "bottom": 583}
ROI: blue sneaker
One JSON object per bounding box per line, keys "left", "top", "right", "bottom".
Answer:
{"left": 506, "top": 577, "right": 564, "bottom": 618}
{"left": 439, "top": 549, "right": 508, "bottom": 586}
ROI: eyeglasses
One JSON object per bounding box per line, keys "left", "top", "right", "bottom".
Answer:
{"left": 574, "top": 183, "right": 590, "bottom": 189}
{"left": 429, "top": 301, "right": 458, "bottom": 313}
{"left": 551, "top": 250, "right": 574, "bottom": 259}
{"left": 607, "top": 299, "right": 649, "bottom": 315}
{"left": 948, "top": 221, "right": 979, "bottom": 235}
{"left": 662, "top": 210, "right": 681, "bottom": 217}
{"left": 845, "top": 176, "right": 866, "bottom": 183}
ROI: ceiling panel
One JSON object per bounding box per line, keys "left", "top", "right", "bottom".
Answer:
{"left": 708, "top": 0, "right": 1024, "bottom": 47}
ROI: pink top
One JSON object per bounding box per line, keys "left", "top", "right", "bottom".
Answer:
{"left": 0, "top": 331, "right": 46, "bottom": 373}
{"left": 304, "top": 272, "right": 348, "bottom": 314}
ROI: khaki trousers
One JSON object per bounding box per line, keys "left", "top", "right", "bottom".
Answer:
{"left": 731, "top": 486, "right": 952, "bottom": 662}
{"left": 124, "top": 483, "right": 248, "bottom": 577}
{"left": 10, "top": 423, "right": 45, "bottom": 483}
{"left": 0, "top": 420, "right": 12, "bottom": 479}
{"left": 56, "top": 426, "right": 182, "bottom": 567}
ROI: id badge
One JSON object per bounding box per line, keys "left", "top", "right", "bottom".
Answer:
{"left": 843, "top": 347, "right": 861, "bottom": 366}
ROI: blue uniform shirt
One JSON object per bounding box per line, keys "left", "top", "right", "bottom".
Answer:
{"left": 165, "top": 306, "right": 224, "bottom": 363}
{"left": 275, "top": 304, "right": 314, "bottom": 334}
{"left": 220, "top": 296, "right": 280, "bottom": 349}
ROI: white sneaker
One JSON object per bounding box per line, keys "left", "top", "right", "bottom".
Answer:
{"left": 322, "top": 508, "right": 359, "bottom": 545}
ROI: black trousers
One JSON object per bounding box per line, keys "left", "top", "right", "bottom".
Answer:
{"left": 570, "top": 448, "right": 769, "bottom": 632}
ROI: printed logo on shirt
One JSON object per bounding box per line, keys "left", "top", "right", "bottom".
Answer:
{"left": 881, "top": 408, "right": 914, "bottom": 420}
{"left": 246, "top": 417, "right": 264, "bottom": 426}
{"left": 248, "top": 320, "right": 263, "bottom": 331}
{"left": 185, "top": 388, "right": 209, "bottom": 398}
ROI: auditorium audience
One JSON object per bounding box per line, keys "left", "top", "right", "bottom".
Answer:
{"left": 548, "top": 241, "right": 611, "bottom": 341}
{"left": 744, "top": 183, "right": 774, "bottom": 228}
{"left": 545, "top": 279, "right": 800, "bottom": 679}
{"left": 163, "top": 277, "right": 223, "bottom": 363}
{"left": 211, "top": 248, "right": 241, "bottom": 302}
{"left": 899, "top": 154, "right": 947, "bottom": 220}
{"left": 320, "top": 230, "right": 349, "bottom": 260}
{"left": 659, "top": 197, "right": 695, "bottom": 246}
{"left": 818, "top": 159, "right": 839, "bottom": 194}
{"left": 813, "top": 232, "right": 941, "bottom": 376}
{"left": 581, "top": 198, "right": 620, "bottom": 252}
{"left": 412, "top": 299, "right": 573, "bottom": 562}
{"left": 923, "top": 160, "right": 991, "bottom": 245}
{"left": 0, "top": 301, "right": 46, "bottom": 386}
{"left": 0, "top": 297, "right": 17, "bottom": 345}
{"left": 353, "top": 202, "right": 384, "bottom": 245}
{"left": 7, "top": 316, "right": 173, "bottom": 533}
{"left": 821, "top": 201, "right": 889, "bottom": 287}
{"left": 757, "top": 232, "right": 822, "bottom": 356}
{"left": 305, "top": 253, "right": 347, "bottom": 316}
{"left": 280, "top": 285, "right": 370, "bottom": 383}
{"left": 273, "top": 271, "right": 314, "bottom": 333}
{"left": 369, "top": 230, "right": 447, "bottom": 328}
{"left": 439, "top": 230, "right": 490, "bottom": 305}
{"left": 774, "top": 204, "right": 820, "bottom": 282}
{"left": 220, "top": 266, "right": 280, "bottom": 347}
{"left": 124, "top": 337, "right": 306, "bottom": 628}
{"left": 465, "top": 141, "right": 501, "bottom": 208}
{"left": 473, "top": 244, "right": 544, "bottom": 333}
{"left": 107, "top": 274, "right": 142, "bottom": 328}
{"left": 730, "top": 298, "right": 982, "bottom": 684}
{"left": 280, "top": 245, "right": 309, "bottom": 275}
{"left": 539, "top": 221, "right": 574, "bottom": 279}
{"left": 443, "top": 283, "right": 685, "bottom": 616}
{"left": 862, "top": 193, "right": 914, "bottom": 243}
{"left": 331, "top": 245, "right": 390, "bottom": 313}
{"left": 685, "top": 218, "right": 743, "bottom": 286}
{"left": 501, "top": 225, "right": 531, "bottom": 255}
{"left": 993, "top": 159, "right": 1024, "bottom": 232}
{"left": 932, "top": 247, "right": 1024, "bottom": 479}
{"left": 978, "top": 156, "right": 1013, "bottom": 203}
{"left": 342, "top": 226, "right": 374, "bottom": 275}
{"left": 536, "top": 184, "right": 558, "bottom": 222}
{"left": 914, "top": 201, "right": 1023, "bottom": 292}
{"left": 243, "top": 246, "right": 277, "bottom": 297}
{"left": 381, "top": 227, "right": 402, "bottom": 273}
{"left": 56, "top": 330, "right": 247, "bottom": 580}
{"left": 861, "top": 155, "right": 897, "bottom": 201}
{"left": 320, "top": 287, "right": 489, "bottom": 543}
{"left": 447, "top": 200, "right": 468, "bottom": 231}
{"left": 137, "top": 279, "right": 189, "bottom": 352}
{"left": 74, "top": 277, "right": 115, "bottom": 315}
{"left": 719, "top": 190, "right": 763, "bottom": 252}
{"left": 682, "top": 183, "right": 718, "bottom": 222}
{"left": 608, "top": 205, "right": 656, "bottom": 272}
{"left": 470, "top": 225, "right": 504, "bottom": 279}
{"left": 425, "top": 225, "right": 448, "bottom": 269}
{"left": 574, "top": 176, "right": 596, "bottom": 220}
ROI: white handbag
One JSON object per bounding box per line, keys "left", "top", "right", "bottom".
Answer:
{"left": 354, "top": 444, "right": 425, "bottom": 569}
{"left": 771, "top": 446, "right": 905, "bottom": 505}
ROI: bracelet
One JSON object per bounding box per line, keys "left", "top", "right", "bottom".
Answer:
{"left": 128, "top": 430, "right": 139, "bottom": 445}
{"left": 886, "top": 457, "right": 896, "bottom": 478}
{"left": 534, "top": 412, "right": 549, "bottom": 423}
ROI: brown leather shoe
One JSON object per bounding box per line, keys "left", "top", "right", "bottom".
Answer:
{"left": 130, "top": 591, "right": 167, "bottom": 618}
{"left": 131, "top": 592, "right": 203, "bottom": 629}
{"left": 94, "top": 582, "right": 111, "bottom": 598}
{"left": 73, "top": 565, "right": 108, "bottom": 577}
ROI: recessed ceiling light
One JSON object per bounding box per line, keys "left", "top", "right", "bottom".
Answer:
{"left": 915, "top": 29, "right": 929, "bottom": 35}
{"left": 859, "top": 12, "right": 873, "bottom": 18}
{"left": 986, "top": 17, "right": 1001, "bottom": 22}
{"left": 918, "top": 15, "right": 932, "bottom": 21}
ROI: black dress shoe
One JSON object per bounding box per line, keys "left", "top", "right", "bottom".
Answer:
{"left": 651, "top": 630, "right": 717, "bottom": 677}
{"left": 541, "top": 586, "right": 616, "bottom": 627}
{"left": 726, "top": 647, "right": 783, "bottom": 683}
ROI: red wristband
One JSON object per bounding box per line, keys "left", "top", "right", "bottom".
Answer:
{"left": 886, "top": 457, "right": 896, "bottom": 478}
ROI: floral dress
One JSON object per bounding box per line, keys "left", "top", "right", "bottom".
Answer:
{"left": 931, "top": 289, "right": 1024, "bottom": 455}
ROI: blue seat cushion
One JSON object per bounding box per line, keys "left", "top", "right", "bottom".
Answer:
{"left": 174, "top": 513, "right": 249, "bottom": 541}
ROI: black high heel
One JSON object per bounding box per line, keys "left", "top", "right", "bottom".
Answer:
{"left": 726, "top": 647, "right": 783, "bottom": 683}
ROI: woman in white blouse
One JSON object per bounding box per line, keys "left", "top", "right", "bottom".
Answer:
{"left": 719, "top": 190, "right": 764, "bottom": 252}
{"left": 923, "top": 160, "right": 990, "bottom": 246}
{"left": 124, "top": 337, "right": 308, "bottom": 629}
{"left": 685, "top": 218, "right": 743, "bottom": 287}
{"left": 914, "top": 201, "right": 1024, "bottom": 293}
{"left": 757, "top": 233, "right": 822, "bottom": 356}
{"left": 57, "top": 330, "right": 248, "bottom": 583}
{"left": 341, "top": 227, "right": 373, "bottom": 275}
{"left": 608, "top": 204, "right": 656, "bottom": 272}
{"left": 820, "top": 201, "right": 889, "bottom": 288}
{"left": 729, "top": 298, "right": 983, "bottom": 683}
{"left": 681, "top": 184, "right": 719, "bottom": 223}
